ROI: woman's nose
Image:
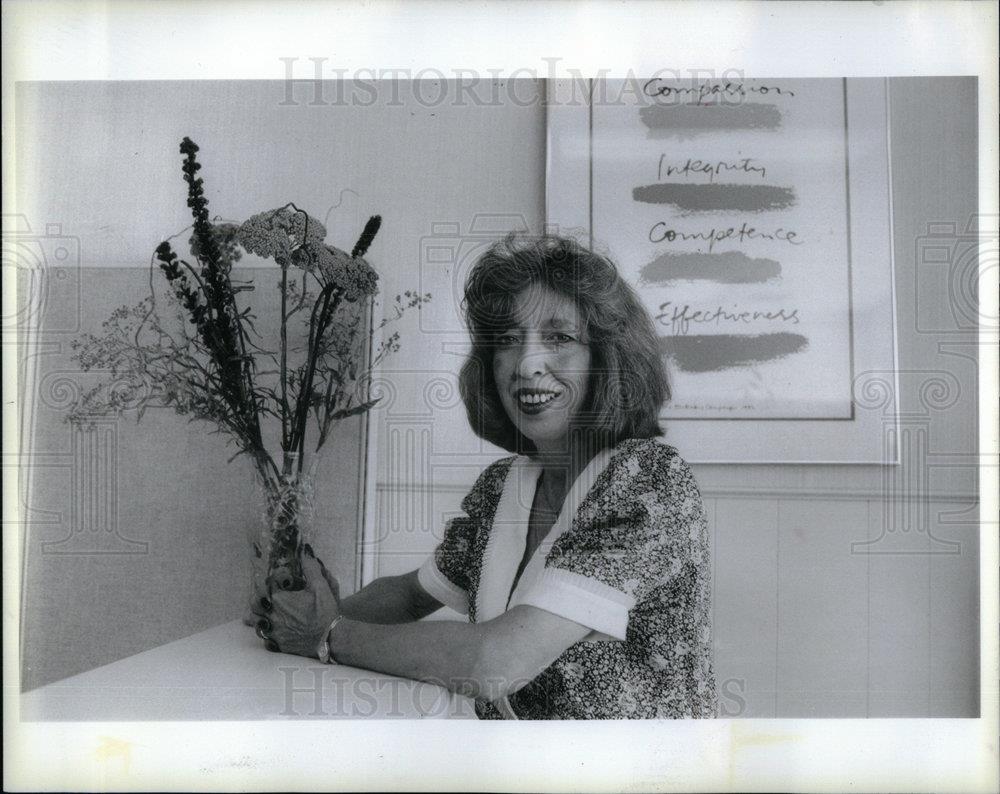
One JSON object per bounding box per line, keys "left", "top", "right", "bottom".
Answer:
{"left": 516, "top": 341, "right": 548, "bottom": 378}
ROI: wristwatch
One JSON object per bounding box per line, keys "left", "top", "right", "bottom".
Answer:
{"left": 316, "top": 614, "right": 345, "bottom": 664}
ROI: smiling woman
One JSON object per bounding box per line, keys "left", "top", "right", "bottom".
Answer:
{"left": 491, "top": 288, "right": 592, "bottom": 448}
{"left": 255, "top": 233, "right": 717, "bottom": 720}
{"left": 460, "top": 234, "right": 670, "bottom": 458}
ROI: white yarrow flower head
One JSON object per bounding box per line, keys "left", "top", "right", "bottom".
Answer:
{"left": 237, "top": 206, "right": 327, "bottom": 262}
{"left": 296, "top": 241, "right": 380, "bottom": 301}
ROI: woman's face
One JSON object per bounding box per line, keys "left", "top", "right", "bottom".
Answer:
{"left": 492, "top": 285, "right": 592, "bottom": 454}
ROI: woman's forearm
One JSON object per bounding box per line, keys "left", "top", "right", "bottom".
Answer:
{"left": 337, "top": 571, "right": 441, "bottom": 625}
{"left": 328, "top": 616, "right": 502, "bottom": 700}
{"left": 326, "top": 605, "right": 588, "bottom": 701}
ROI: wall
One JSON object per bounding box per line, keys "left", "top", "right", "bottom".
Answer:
{"left": 366, "top": 77, "right": 980, "bottom": 717}
{"left": 16, "top": 78, "right": 979, "bottom": 712}
{"left": 16, "top": 79, "right": 545, "bottom": 689}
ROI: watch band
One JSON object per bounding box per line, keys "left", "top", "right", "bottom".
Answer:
{"left": 317, "top": 614, "right": 346, "bottom": 664}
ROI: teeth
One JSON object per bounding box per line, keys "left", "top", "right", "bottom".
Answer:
{"left": 519, "top": 392, "right": 558, "bottom": 405}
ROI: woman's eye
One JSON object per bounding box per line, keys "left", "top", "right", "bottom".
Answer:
{"left": 546, "top": 332, "right": 574, "bottom": 344}
{"left": 496, "top": 333, "right": 520, "bottom": 346}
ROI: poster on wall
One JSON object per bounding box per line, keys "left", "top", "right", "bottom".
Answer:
{"left": 546, "top": 77, "right": 899, "bottom": 463}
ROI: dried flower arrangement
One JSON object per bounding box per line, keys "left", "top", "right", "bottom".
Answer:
{"left": 69, "top": 137, "right": 428, "bottom": 594}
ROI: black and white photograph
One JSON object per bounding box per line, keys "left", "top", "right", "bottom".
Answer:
{"left": 4, "top": 1, "right": 997, "bottom": 791}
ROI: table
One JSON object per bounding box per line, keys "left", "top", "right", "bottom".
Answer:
{"left": 20, "top": 620, "right": 477, "bottom": 721}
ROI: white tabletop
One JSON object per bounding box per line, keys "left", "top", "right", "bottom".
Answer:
{"left": 20, "top": 619, "right": 476, "bottom": 721}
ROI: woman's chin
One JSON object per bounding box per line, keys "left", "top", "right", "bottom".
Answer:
{"left": 504, "top": 399, "right": 578, "bottom": 448}
{"left": 517, "top": 424, "right": 572, "bottom": 451}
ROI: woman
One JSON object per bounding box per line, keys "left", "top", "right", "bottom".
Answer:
{"left": 253, "top": 234, "right": 716, "bottom": 719}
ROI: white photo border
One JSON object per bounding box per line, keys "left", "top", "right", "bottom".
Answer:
{"left": 3, "top": 1, "right": 997, "bottom": 792}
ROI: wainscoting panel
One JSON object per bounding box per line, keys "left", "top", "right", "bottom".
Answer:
{"left": 867, "top": 501, "right": 932, "bottom": 717}
{"left": 928, "top": 515, "right": 980, "bottom": 716}
{"left": 775, "top": 499, "right": 870, "bottom": 717}
{"left": 713, "top": 498, "right": 779, "bottom": 718}
{"left": 370, "top": 479, "right": 980, "bottom": 717}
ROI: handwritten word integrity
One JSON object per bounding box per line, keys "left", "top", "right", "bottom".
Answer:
{"left": 657, "top": 156, "right": 766, "bottom": 182}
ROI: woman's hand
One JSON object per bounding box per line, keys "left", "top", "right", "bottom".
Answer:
{"left": 251, "top": 547, "right": 341, "bottom": 658}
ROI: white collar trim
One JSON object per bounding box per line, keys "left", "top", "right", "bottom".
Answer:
{"left": 475, "top": 445, "right": 617, "bottom": 624}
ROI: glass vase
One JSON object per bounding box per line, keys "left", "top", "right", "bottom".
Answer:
{"left": 246, "top": 452, "right": 316, "bottom": 623}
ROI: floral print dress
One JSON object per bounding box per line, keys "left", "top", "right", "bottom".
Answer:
{"left": 416, "top": 437, "right": 717, "bottom": 719}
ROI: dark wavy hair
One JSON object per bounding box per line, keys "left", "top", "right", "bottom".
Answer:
{"left": 458, "top": 233, "right": 669, "bottom": 455}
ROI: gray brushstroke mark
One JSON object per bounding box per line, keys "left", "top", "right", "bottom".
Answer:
{"left": 640, "top": 252, "right": 781, "bottom": 284}
{"left": 639, "top": 103, "right": 781, "bottom": 138}
{"left": 659, "top": 333, "right": 808, "bottom": 372}
{"left": 632, "top": 183, "right": 796, "bottom": 213}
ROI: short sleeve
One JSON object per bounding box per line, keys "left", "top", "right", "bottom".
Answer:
{"left": 417, "top": 458, "right": 513, "bottom": 615}
{"left": 510, "top": 440, "right": 709, "bottom": 641}
{"left": 417, "top": 514, "right": 477, "bottom": 614}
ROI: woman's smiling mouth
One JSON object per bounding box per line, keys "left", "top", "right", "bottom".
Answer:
{"left": 514, "top": 388, "right": 562, "bottom": 412}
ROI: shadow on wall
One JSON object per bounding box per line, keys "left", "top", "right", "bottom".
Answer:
{"left": 17, "top": 267, "right": 366, "bottom": 690}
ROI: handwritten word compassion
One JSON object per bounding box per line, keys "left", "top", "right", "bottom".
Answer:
{"left": 642, "top": 80, "right": 795, "bottom": 105}
{"left": 657, "top": 156, "right": 766, "bottom": 182}
{"left": 649, "top": 222, "right": 802, "bottom": 251}
{"left": 656, "top": 301, "right": 801, "bottom": 335}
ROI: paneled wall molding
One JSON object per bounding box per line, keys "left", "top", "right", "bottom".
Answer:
{"left": 374, "top": 481, "right": 977, "bottom": 504}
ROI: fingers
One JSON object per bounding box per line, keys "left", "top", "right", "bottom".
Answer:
{"left": 312, "top": 552, "right": 333, "bottom": 580}
{"left": 248, "top": 597, "right": 266, "bottom": 619}
{"left": 249, "top": 588, "right": 273, "bottom": 611}
{"left": 300, "top": 553, "right": 323, "bottom": 580}
{"left": 251, "top": 563, "right": 271, "bottom": 602}
{"left": 255, "top": 617, "right": 273, "bottom": 641}
{"left": 301, "top": 553, "right": 340, "bottom": 601}
{"left": 319, "top": 565, "right": 341, "bottom": 602}
{"left": 267, "top": 566, "right": 296, "bottom": 593}
{"left": 253, "top": 615, "right": 279, "bottom": 653}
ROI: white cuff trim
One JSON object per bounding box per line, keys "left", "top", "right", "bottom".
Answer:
{"left": 417, "top": 556, "right": 470, "bottom": 615}
{"left": 508, "top": 568, "right": 635, "bottom": 641}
